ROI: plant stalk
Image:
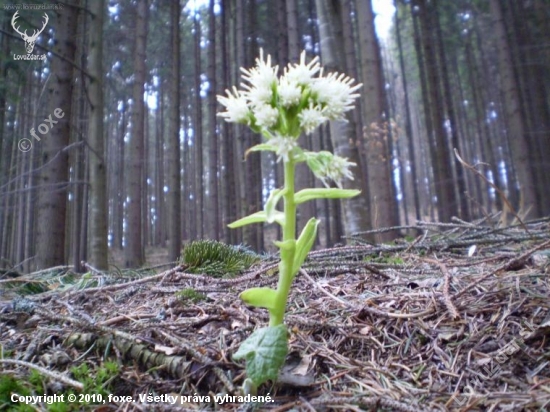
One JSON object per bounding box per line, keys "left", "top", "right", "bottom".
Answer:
{"left": 270, "top": 159, "right": 297, "bottom": 326}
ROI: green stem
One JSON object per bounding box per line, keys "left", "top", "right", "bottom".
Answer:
{"left": 270, "top": 159, "right": 296, "bottom": 326}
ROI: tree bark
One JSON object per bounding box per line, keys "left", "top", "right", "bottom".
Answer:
{"left": 193, "top": 12, "right": 204, "bottom": 240}
{"left": 86, "top": 0, "right": 108, "bottom": 270}
{"left": 207, "top": 0, "right": 220, "bottom": 240}
{"left": 432, "top": 1, "right": 469, "bottom": 220}
{"left": 315, "top": 0, "right": 371, "bottom": 237}
{"left": 167, "top": 0, "right": 182, "bottom": 260}
{"left": 356, "top": 0, "right": 399, "bottom": 241}
{"left": 125, "top": 0, "right": 148, "bottom": 267}
{"left": 395, "top": 3, "right": 421, "bottom": 222}
{"left": 490, "top": 0, "right": 539, "bottom": 218}
{"left": 36, "top": 2, "right": 78, "bottom": 269}
{"left": 413, "top": 0, "right": 457, "bottom": 222}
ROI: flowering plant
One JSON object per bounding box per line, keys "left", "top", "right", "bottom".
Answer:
{"left": 218, "top": 50, "right": 361, "bottom": 392}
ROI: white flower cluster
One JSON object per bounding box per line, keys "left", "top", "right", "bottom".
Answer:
{"left": 218, "top": 49, "right": 361, "bottom": 134}
{"left": 217, "top": 49, "right": 361, "bottom": 185}
{"left": 307, "top": 151, "right": 357, "bottom": 189}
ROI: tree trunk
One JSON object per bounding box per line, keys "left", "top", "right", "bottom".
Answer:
{"left": 242, "top": 0, "right": 263, "bottom": 250}
{"left": 207, "top": 0, "right": 220, "bottom": 240}
{"left": 413, "top": 0, "right": 457, "bottom": 222}
{"left": 193, "top": 13, "right": 204, "bottom": 240}
{"left": 315, "top": 0, "right": 371, "bottom": 236}
{"left": 432, "top": 1, "right": 469, "bottom": 220}
{"left": 508, "top": 1, "right": 550, "bottom": 216}
{"left": 490, "top": 0, "right": 539, "bottom": 218}
{"left": 155, "top": 89, "right": 165, "bottom": 247}
{"left": 0, "top": 19, "right": 9, "bottom": 257}
{"left": 86, "top": 0, "right": 108, "bottom": 269}
{"left": 125, "top": 0, "right": 147, "bottom": 267}
{"left": 395, "top": 3, "right": 421, "bottom": 222}
{"left": 355, "top": 0, "right": 399, "bottom": 241}
{"left": 35, "top": 2, "right": 78, "bottom": 269}
{"left": 167, "top": 0, "right": 182, "bottom": 260}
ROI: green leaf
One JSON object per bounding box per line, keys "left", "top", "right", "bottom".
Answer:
{"left": 294, "top": 188, "right": 361, "bottom": 204}
{"left": 228, "top": 211, "right": 268, "bottom": 228}
{"left": 228, "top": 211, "right": 284, "bottom": 228}
{"left": 233, "top": 325, "right": 289, "bottom": 387}
{"left": 265, "top": 188, "right": 286, "bottom": 223}
{"left": 293, "top": 218, "right": 319, "bottom": 275}
{"left": 245, "top": 143, "right": 277, "bottom": 158}
{"left": 240, "top": 287, "right": 278, "bottom": 310}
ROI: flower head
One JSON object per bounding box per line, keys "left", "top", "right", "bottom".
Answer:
{"left": 241, "top": 50, "right": 278, "bottom": 92}
{"left": 308, "top": 151, "right": 356, "bottom": 188}
{"left": 284, "top": 50, "right": 321, "bottom": 86}
{"left": 217, "top": 86, "right": 250, "bottom": 124}
{"left": 217, "top": 48, "right": 362, "bottom": 164}
{"left": 253, "top": 104, "right": 279, "bottom": 129}
{"left": 278, "top": 77, "right": 302, "bottom": 107}
{"left": 239, "top": 50, "right": 278, "bottom": 110}
{"left": 244, "top": 84, "right": 273, "bottom": 108}
{"left": 299, "top": 103, "right": 327, "bottom": 134}
{"left": 327, "top": 155, "right": 356, "bottom": 187}
{"left": 310, "top": 72, "right": 362, "bottom": 120}
{"left": 270, "top": 134, "right": 298, "bottom": 162}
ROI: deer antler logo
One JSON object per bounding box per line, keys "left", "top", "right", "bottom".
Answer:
{"left": 11, "top": 12, "right": 49, "bottom": 54}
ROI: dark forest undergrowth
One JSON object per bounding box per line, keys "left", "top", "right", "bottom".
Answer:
{"left": 1, "top": 216, "right": 549, "bottom": 411}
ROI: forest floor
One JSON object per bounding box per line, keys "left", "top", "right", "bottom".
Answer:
{"left": 1, "top": 216, "right": 550, "bottom": 411}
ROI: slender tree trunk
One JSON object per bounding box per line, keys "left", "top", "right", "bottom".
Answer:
{"left": 167, "top": 0, "right": 182, "bottom": 260}
{"left": 220, "top": 0, "right": 237, "bottom": 244}
{"left": 341, "top": 0, "right": 363, "bottom": 146}
{"left": 112, "top": 103, "right": 125, "bottom": 250}
{"left": 0, "top": 19, "right": 9, "bottom": 258}
{"left": 432, "top": 2, "right": 469, "bottom": 220}
{"left": 207, "top": 0, "right": 220, "bottom": 240}
{"left": 193, "top": 13, "right": 204, "bottom": 239}
{"left": 87, "top": 0, "right": 108, "bottom": 269}
{"left": 71, "top": 35, "right": 86, "bottom": 272}
{"left": 1, "top": 83, "right": 21, "bottom": 263}
{"left": 395, "top": 4, "right": 420, "bottom": 222}
{"left": 125, "top": 0, "right": 147, "bottom": 267}
{"left": 155, "top": 89, "right": 165, "bottom": 247}
{"left": 143, "top": 107, "right": 150, "bottom": 246}
{"left": 18, "top": 75, "right": 34, "bottom": 271}
{"left": 15, "top": 150, "right": 27, "bottom": 266}
{"left": 241, "top": 0, "right": 263, "bottom": 250}
{"left": 24, "top": 122, "right": 38, "bottom": 271}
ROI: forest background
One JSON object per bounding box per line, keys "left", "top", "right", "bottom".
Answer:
{"left": 0, "top": 0, "right": 548, "bottom": 273}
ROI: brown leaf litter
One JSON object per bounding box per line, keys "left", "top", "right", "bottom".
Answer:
{"left": 1, "top": 216, "right": 549, "bottom": 411}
